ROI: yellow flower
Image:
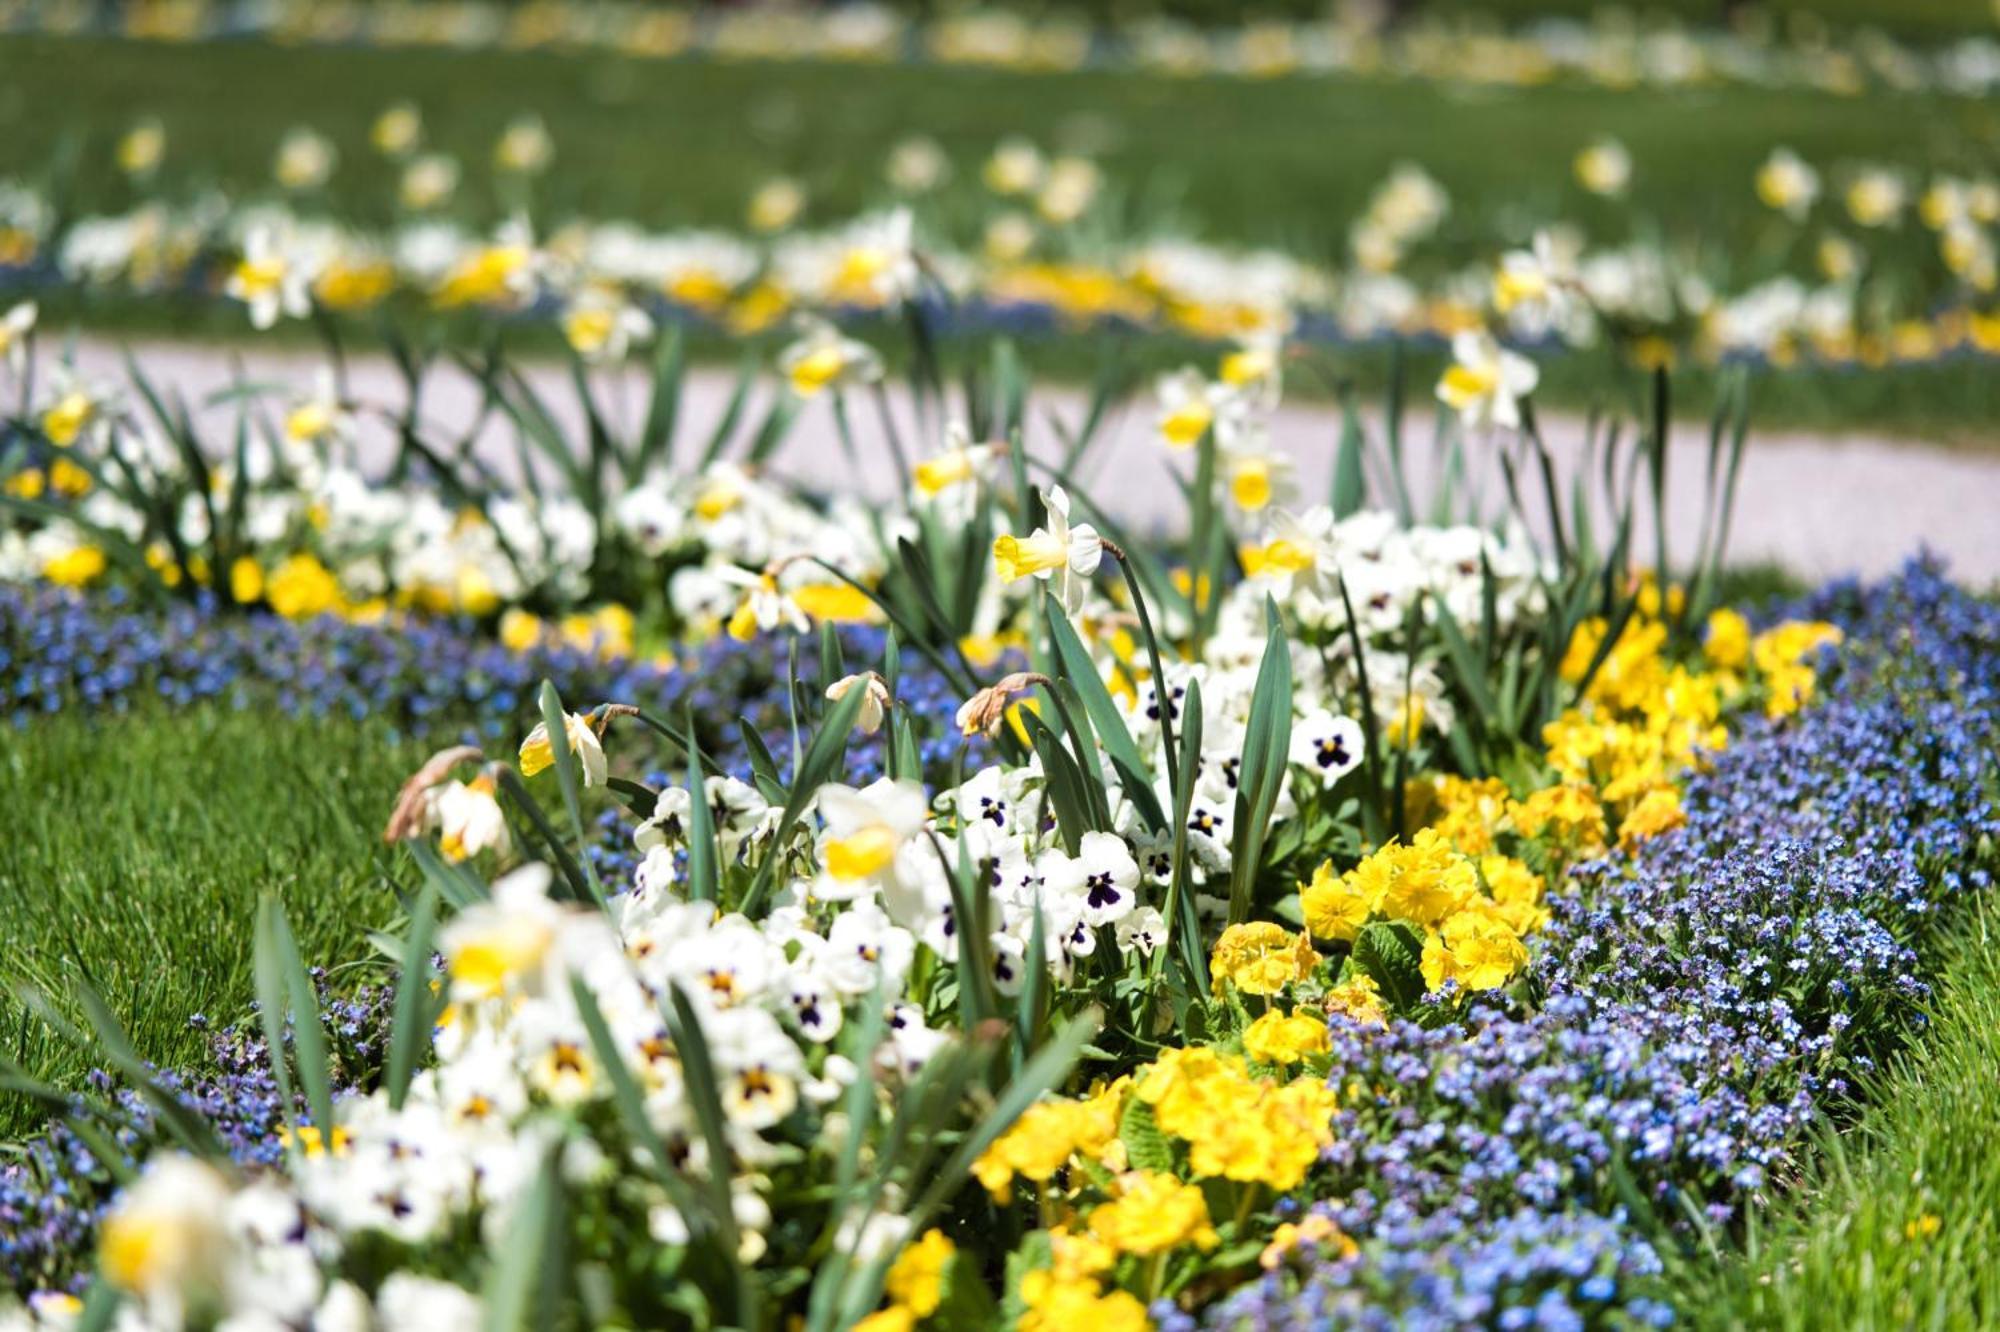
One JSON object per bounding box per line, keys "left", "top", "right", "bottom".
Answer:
{"left": 43, "top": 544, "right": 107, "bottom": 588}
{"left": 1017, "top": 1271, "right": 1149, "bottom": 1332}
{"left": 1704, "top": 608, "right": 1751, "bottom": 671}
{"left": 1420, "top": 905, "right": 1529, "bottom": 993}
{"left": 1300, "top": 860, "right": 1372, "bottom": 943}
{"left": 229, "top": 556, "right": 263, "bottom": 605}
{"left": 518, "top": 712, "right": 608, "bottom": 786}
{"left": 42, "top": 390, "right": 97, "bottom": 446}
{"left": 1210, "top": 922, "right": 1319, "bottom": 996}
{"left": 1324, "top": 973, "right": 1388, "bottom": 1027}
{"left": 972, "top": 1086, "right": 1125, "bottom": 1199}
{"left": 1087, "top": 1171, "right": 1219, "bottom": 1256}
{"left": 791, "top": 582, "right": 881, "bottom": 624}
{"left": 851, "top": 1310, "right": 916, "bottom": 1332}
{"left": 4, "top": 468, "right": 44, "bottom": 500}
{"left": 1259, "top": 1213, "right": 1356, "bottom": 1270}
{"left": 264, "top": 553, "right": 342, "bottom": 620}
{"left": 1618, "top": 787, "right": 1687, "bottom": 848}
{"left": 1510, "top": 783, "right": 1608, "bottom": 857}
{"left": 885, "top": 1229, "right": 954, "bottom": 1317}
{"left": 500, "top": 608, "right": 544, "bottom": 653}
{"left": 1242, "top": 1008, "right": 1330, "bottom": 1066}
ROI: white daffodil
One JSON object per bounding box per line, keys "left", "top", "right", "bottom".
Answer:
{"left": 1493, "top": 231, "right": 1578, "bottom": 318}
{"left": 911, "top": 420, "right": 995, "bottom": 506}
{"left": 0, "top": 300, "right": 35, "bottom": 377}
{"left": 777, "top": 319, "right": 883, "bottom": 399}
{"left": 1573, "top": 138, "right": 1631, "bottom": 198}
{"left": 1436, "top": 331, "right": 1539, "bottom": 432}
{"left": 274, "top": 127, "right": 337, "bottom": 192}
{"left": 1218, "top": 328, "right": 1284, "bottom": 408}
{"left": 814, "top": 778, "right": 929, "bottom": 900}
{"left": 747, "top": 176, "right": 806, "bottom": 233}
{"left": 1288, "top": 709, "right": 1366, "bottom": 787}
{"left": 517, "top": 711, "right": 608, "bottom": 787}
{"left": 982, "top": 137, "right": 1045, "bottom": 196}
{"left": 226, "top": 227, "right": 311, "bottom": 330}
{"left": 372, "top": 101, "right": 423, "bottom": 158}
{"left": 400, "top": 153, "right": 461, "bottom": 212}
{"left": 1222, "top": 431, "right": 1293, "bottom": 514}
{"left": 439, "top": 863, "right": 567, "bottom": 1001}
{"left": 494, "top": 115, "right": 553, "bottom": 175}
{"left": 98, "top": 1156, "right": 235, "bottom": 1314}
{"left": 560, "top": 285, "right": 654, "bottom": 363}
{"left": 1154, "top": 366, "right": 1229, "bottom": 449}
{"left": 825, "top": 671, "right": 891, "bottom": 735}
{"left": 116, "top": 119, "right": 166, "bottom": 178}
{"left": 721, "top": 568, "right": 810, "bottom": 642}
{"left": 1756, "top": 147, "right": 1820, "bottom": 221}
{"left": 991, "top": 485, "right": 1103, "bottom": 615}
{"left": 886, "top": 136, "right": 950, "bottom": 194}
{"left": 434, "top": 774, "right": 510, "bottom": 862}
{"left": 1845, "top": 168, "right": 1907, "bottom": 229}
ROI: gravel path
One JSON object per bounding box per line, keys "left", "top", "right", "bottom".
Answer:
{"left": 67, "top": 336, "right": 2000, "bottom": 585}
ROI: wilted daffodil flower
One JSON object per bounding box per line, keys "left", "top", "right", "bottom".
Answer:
{"left": 992, "top": 485, "right": 1103, "bottom": 615}
{"left": 777, "top": 319, "right": 883, "bottom": 398}
{"left": 826, "top": 671, "right": 891, "bottom": 734}
{"left": 518, "top": 711, "right": 608, "bottom": 787}
{"left": 1436, "top": 330, "right": 1538, "bottom": 432}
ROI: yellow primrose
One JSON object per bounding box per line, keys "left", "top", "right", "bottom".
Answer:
{"left": 1242, "top": 1008, "right": 1331, "bottom": 1066}
{"left": 1087, "top": 1171, "right": 1219, "bottom": 1256}
{"left": 1420, "top": 904, "right": 1529, "bottom": 993}
{"left": 43, "top": 543, "right": 108, "bottom": 588}
{"left": 885, "top": 1229, "right": 954, "bottom": 1317}
{"left": 1210, "top": 922, "right": 1319, "bottom": 996}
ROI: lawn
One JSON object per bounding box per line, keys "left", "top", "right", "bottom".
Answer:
{"left": 0, "top": 705, "right": 420, "bottom": 1139}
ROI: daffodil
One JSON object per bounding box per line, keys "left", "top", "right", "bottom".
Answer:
{"left": 435, "top": 774, "right": 510, "bottom": 862}
{"left": 273, "top": 127, "right": 336, "bottom": 191}
{"left": 1222, "top": 435, "right": 1291, "bottom": 512}
{"left": 98, "top": 1156, "right": 233, "bottom": 1305}
{"left": 226, "top": 227, "right": 311, "bottom": 330}
{"left": 982, "top": 137, "right": 1045, "bottom": 196}
{"left": 0, "top": 299, "right": 34, "bottom": 376}
{"left": 912, "top": 421, "right": 994, "bottom": 501}
{"left": 747, "top": 177, "right": 806, "bottom": 233}
{"left": 814, "top": 778, "right": 929, "bottom": 899}
{"left": 1756, "top": 147, "right": 1820, "bottom": 220}
{"left": 1573, "top": 138, "right": 1631, "bottom": 197}
{"left": 825, "top": 671, "right": 891, "bottom": 734}
{"left": 777, "top": 319, "right": 883, "bottom": 398}
{"left": 518, "top": 711, "right": 608, "bottom": 787}
{"left": 116, "top": 119, "right": 166, "bottom": 178}
{"left": 372, "top": 101, "right": 423, "bottom": 157}
{"left": 1154, "top": 367, "right": 1225, "bottom": 449}
{"left": 1436, "top": 330, "right": 1538, "bottom": 432}
{"left": 494, "top": 114, "right": 553, "bottom": 174}
{"left": 399, "top": 153, "right": 461, "bottom": 212}
{"left": 991, "top": 485, "right": 1103, "bottom": 614}
{"left": 439, "top": 863, "right": 566, "bottom": 1000}
{"left": 561, "top": 286, "right": 654, "bottom": 362}
{"left": 1845, "top": 168, "right": 1907, "bottom": 229}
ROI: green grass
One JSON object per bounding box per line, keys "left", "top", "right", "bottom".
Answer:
{"left": 0, "top": 705, "right": 422, "bottom": 1140}
{"left": 1675, "top": 896, "right": 2000, "bottom": 1328}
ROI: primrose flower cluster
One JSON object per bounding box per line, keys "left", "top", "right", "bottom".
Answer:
{"left": 26, "top": 0, "right": 2000, "bottom": 98}
{"left": 1197, "top": 559, "right": 1999, "bottom": 1328}
{"left": 7, "top": 104, "right": 2000, "bottom": 377}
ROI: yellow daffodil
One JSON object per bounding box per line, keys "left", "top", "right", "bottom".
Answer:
{"left": 991, "top": 485, "right": 1103, "bottom": 614}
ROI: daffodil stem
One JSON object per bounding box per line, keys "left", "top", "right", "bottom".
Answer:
{"left": 1114, "top": 552, "right": 1180, "bottom": 798}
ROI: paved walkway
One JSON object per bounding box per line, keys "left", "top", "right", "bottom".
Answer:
{"left": 68, "top": 337, "right": 2000, "bottom": 584}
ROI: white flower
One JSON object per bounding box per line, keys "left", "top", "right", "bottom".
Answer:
{"left": 1573, "top": 138, "right": 1631, "bottom": 197}
{"left": 274, "top": 128, "right": 337, "bottom": 191}
{"left": 433, "top": 774, "right": 510, "bottom": 862}
{"left": 991, "top": 486, "right": 1102, "bottom": 616}
{"left": 814, "top": 779, "right": 930, "bottom": 900}
{"left": 822, "top": 901, "right": 917, "bottom": 996}
{"left": 825, "top": 671, "right": 891, "bottom": 735}
{"left": 1756, "top": 147, "right": 1820, "bottom": 221}
{"left": 438, "top": 863, "right": 566, "bottom": 1001}
{"left": 517, "top": 711, "right": 608, "bottom": 787}
{"left": 1072, "top": 831, "right": 1140, "bottom": 927}
{"left": 1116, "top": 906, "right": 1168, "bottom": 957}
{"left": 561, "top": 285, "right": 654, "bottom": 363}
{"left": 375, "top": 1273, "right": 482, "bottom": 1332}
{"left": 777, "top": 318, "right": 883, "bottom": 399}
{"left": 1288, "top": 709, "right": 1365, "bottom": 787}
{"left": 1436, "top": 331, "right": 1538, "bottom": 432}
{"left": 0, "top": 300, "right": 35, "bottom": 377}
{"left": 226, "top": 227, "right": 312, "bottom": 330}
{"left": 97, "top": 1156, "right": 234, "bottom": 1314}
